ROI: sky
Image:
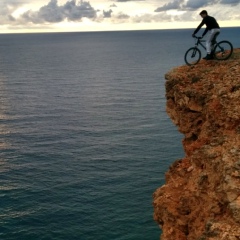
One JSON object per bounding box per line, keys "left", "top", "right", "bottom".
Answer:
{"left": 0, "top": 0, "right": 239, "bottom": 33}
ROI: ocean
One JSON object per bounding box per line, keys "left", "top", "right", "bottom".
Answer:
{"left": 0, "top": 27, "right": 239, "bottom": 240}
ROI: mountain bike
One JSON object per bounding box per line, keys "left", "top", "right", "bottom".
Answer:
{"left": 184, "top": 34, "right": 233, "bottom": 66}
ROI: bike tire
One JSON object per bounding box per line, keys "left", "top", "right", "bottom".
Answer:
{"left": 184, "top": 47, "right": 201, "bottom": 66}
{"left": 213, "top": 40, "right": 233, "bottom": 60}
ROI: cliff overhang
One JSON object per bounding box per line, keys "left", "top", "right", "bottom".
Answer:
{"left": 153, "top": 49, "right": 240, "bottom": 240}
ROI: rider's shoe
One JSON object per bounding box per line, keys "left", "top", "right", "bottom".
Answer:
{"left": 210, "top": 52, "right": 215, "bottom": 59}
{"left": 203, "top": 54, "right": 213, "bottom": 60}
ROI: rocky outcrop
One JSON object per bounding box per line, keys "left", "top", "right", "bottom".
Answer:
{"left": 153, "top": 49, "right": 240, "bottom": 240}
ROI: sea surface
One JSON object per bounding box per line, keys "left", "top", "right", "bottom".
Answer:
{"left": 0, "top": 27, "right": 239, "bottom": 240}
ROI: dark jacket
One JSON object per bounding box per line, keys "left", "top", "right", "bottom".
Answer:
{"left": 193, "top": 16, "right": 220, "bottom": 36}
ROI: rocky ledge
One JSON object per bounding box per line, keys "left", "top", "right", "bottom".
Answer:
{"left": 153, "top": 49, "right": 240, "bottom": 240}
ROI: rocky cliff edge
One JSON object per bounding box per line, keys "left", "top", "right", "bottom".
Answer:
{"left": 153, "top": 49, "right": 240, "bottom": 240}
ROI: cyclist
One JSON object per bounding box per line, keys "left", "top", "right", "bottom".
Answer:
{"left": 192, "top": 10, "right": 220, "bottom": 60}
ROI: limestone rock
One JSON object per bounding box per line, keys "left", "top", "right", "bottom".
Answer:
{"left": 153, "top": 49, "right": 240, "bottom": 240}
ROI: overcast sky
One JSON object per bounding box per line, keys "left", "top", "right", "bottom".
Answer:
{"left": 0, "top": 0, "right": 239, "bottom": 32}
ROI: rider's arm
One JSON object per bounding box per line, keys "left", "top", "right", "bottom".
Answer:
{"left": 193, "top": 19, "right": 205, "bottom": 35}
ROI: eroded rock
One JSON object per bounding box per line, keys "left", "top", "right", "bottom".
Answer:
{"left": 153, "top": 49, "right": 240, "bottom": 240}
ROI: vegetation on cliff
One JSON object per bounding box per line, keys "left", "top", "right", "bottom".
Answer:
{"left": 153, "top": 49, "right": 240, "bottom": 240}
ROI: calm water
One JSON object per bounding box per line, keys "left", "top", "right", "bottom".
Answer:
{"left": 0, "top": 28, "right": 239, "bottom": 240}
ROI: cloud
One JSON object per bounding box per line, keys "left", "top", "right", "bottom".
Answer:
{"left": 0, "top": 1, "right": 23, "bottom": 23}
{"left": 220, "top": 0, "right": 240, "bottom": 4}
{"left": 184, "top": 0, "right": 218, "bottom": 9}
{"left": 155, "top": 0, "right": 183, "bottom": 12}
{"left": 103, "top": 9, "right": 112, "bottom": 18}
{"left": 0, "top": 0, "right": 25, "bottom": 6}
{"left": 1, "top": 0, "right": 240, "bottom": 29}
{"left": 132, "top": 12, "right": 171, "bottom": 22}
{"left": 115, "top": 0, "right": 143, "bottom": 2}
{"left": 21, "top": 0, "right": 97, "bottom": 23}
{"left": 155, "top": 0, "right": 240, "bottom": 12}
{"left": 116, "top": 13, "right": 130, "bottom": 19}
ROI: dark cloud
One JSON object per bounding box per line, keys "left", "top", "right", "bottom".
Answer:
{"left": 220, "top": 0, "right": 240, "bottom": 4}
{"left": 184, "top": 0, "right": 209, "bottom": 9}
{"left": 184, "top": 0, "right": 218, "bottom": 9}
{"left": 21, "top": 0, "right": 97, "bottom": 23}
{"left": 155, "top": 0, "right": 183, "bottom": 12}
{"left": 155, "top": 0, "right": 239, "bottom": 12}
{"left": 103, "top": 9, "right": 112, "bottom": 18}
{"left": 62, "top": 0, "right": 96, "bottom": 20}
{"left": 8, "top": 15, "right": 16, "bottom": 21}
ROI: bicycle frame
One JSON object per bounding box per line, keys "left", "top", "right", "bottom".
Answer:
{"left": 185, "top": 34, "right": 233, "bottom": 65}
{"left": 194, "top": 35, "right": 219, "bottom": 51}
{"left": 194, "top": 37, "right": 206, "bottom": 50}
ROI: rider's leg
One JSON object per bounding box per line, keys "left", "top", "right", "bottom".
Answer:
{"left": 205, "top": 29, "right": 220, "bottom": 58}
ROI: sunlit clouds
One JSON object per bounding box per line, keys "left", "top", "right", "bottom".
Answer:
{"left": 0, "top": 0, "right": 239, "bottom": 32}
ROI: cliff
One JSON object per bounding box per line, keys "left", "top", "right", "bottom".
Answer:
{"left": 153, "top": 49, "right": 240, "bottom": 240}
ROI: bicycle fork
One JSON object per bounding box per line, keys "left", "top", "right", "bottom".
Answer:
{"left": 191, "top": 48, "right": 198, "bottom": 58}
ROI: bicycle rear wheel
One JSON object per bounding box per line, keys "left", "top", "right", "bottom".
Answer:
{"left": 213, "top": 41, "right": 233, "bottom": 60}
{"left": 184, "top": 47, "right": 201, "bottom": 66}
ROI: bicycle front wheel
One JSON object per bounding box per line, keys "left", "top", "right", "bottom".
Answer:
{"left": 213, "top": 41, "right": 233, "bottom": 60}
{"left": 184, "top": 47, "right": 201, "bottom": 66}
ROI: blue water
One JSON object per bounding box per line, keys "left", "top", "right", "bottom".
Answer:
{"left": 0, "top": 28, "right": 239, "bottom": 240}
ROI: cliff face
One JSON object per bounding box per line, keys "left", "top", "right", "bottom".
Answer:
{"left": 153, "top": 49, "right": 240, "bottom": 240}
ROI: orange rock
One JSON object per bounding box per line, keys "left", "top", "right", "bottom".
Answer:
{"left": 153, "top": 49, "right": 240, "bottom": 240}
